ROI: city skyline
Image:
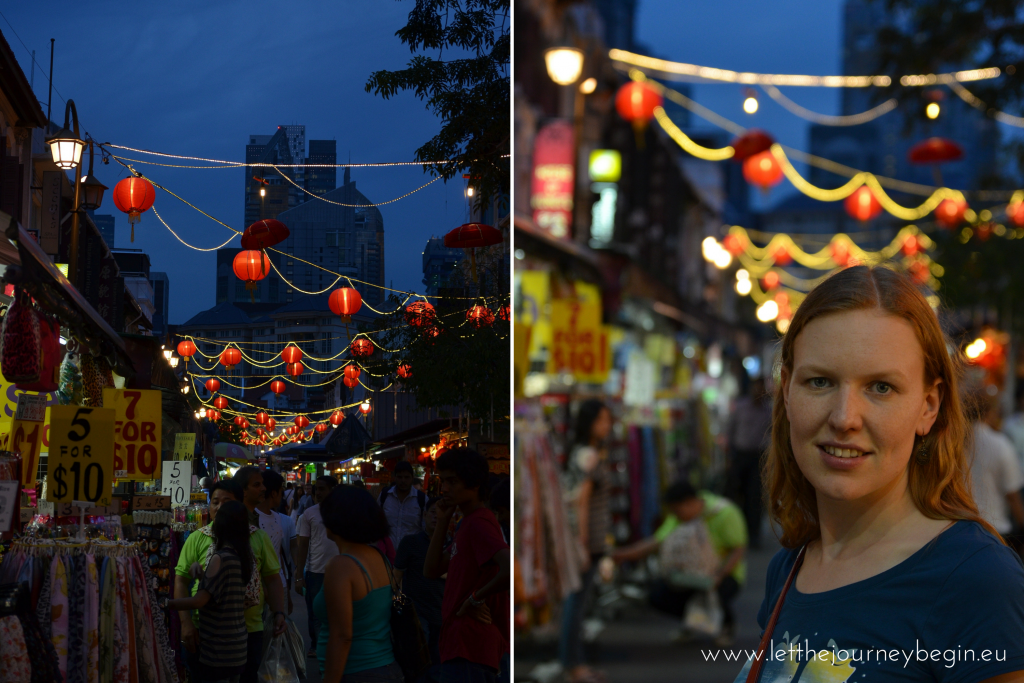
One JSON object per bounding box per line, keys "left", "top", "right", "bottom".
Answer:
{"left": 2, "top": 1, "right": 479, "bottom": 325}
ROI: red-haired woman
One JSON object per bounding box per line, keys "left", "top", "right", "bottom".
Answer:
{"left": 737, "top": 266, "right": 1024, "bottom": 683}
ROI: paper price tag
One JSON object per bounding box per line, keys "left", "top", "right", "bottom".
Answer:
{"left": 103, "top": 389, "right": 162, "bottom": 481}
{"left": 38, "top": 500, "right": 54, "bottom": 516}
{"left": 161, "top": 461, "right": 192, "bottom": 508}
{"left": 15, "top": 394, "right": 47, "bottom": 422}
{"left": 133, "top": 495, "right": 171, "bottom": 511}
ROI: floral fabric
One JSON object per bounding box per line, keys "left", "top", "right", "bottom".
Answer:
{"left": 35, "top": 557, "right": 52, "bottom": 642}
{"left": 49, "top": 553, "right": 69, "bottom": 678}
{"left": 99, "top": 556, "right": 116, "bottom": 683}
{"left": 140, "top": 558, "right": 179, "bottom": 683}
{"left": 115, "top": 557, "right": 137, "bottom": 683}
{"left": 67, "top": 554, "right": 87, "bottom": 683}
{"left": 85, "top": 554, "right": 100, "bottom": 683}
{"left": 128, "top": 557, "right": 159, "bottom": 683}
{"left": 0, "top": 615, "right": 31, "bottom": 683}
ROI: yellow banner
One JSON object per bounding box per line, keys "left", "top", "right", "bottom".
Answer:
{"left": 47, "top": 406, "right": 115, "bottom": 507}
{"left": 103, "top": 388, "right": 163, "bottom": 481}
{"left": 517, "top": 271, "right": 551, "bottom": 358}
{"left": 547, "top": 290, "right": 611, "bottom": 384}
{"left": 514, "top": 322, "right": 532, "bottom": 397}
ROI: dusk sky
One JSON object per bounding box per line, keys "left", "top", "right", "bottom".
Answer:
{"left": 3, "top": 1, "right": 477, "bottom": 324}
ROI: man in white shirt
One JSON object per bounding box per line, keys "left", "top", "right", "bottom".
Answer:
{"left": 294, "top": 475, "right": 339, "bottom": 656}
{"left": 256, "top": 469, "right": 296, "bottom": 612}
{"left": 379, "top": 461, "right": 427, "bottom": 550}
{"left": 970, "top": 395, "right": 1024, "bottom": 535}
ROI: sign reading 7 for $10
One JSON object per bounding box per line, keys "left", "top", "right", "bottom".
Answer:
{"left": 103, "top": 389, "right": 162, "bottom": 481}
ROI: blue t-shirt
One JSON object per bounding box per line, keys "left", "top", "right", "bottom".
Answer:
{"left": 732, "top": 521, "right": 1024, "bottom": 683}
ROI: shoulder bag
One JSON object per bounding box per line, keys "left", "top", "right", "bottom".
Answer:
{"left": 374, "top": 546, "right": 431, "bottom": 682}
{"left": 745, "top": 545, "right": 807, "bottom": 683}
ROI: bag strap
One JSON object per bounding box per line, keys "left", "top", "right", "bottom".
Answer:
{"left": 371, "top": 544, "right": 401, "bottom": 597}
{"left": 745, "top": 545, "right": 806, "bottom": 683}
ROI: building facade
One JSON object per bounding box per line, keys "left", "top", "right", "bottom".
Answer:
{"left": 88, "top": 212, "right": 116, "bottom": 249}
{"left": 422, "top": 236, "right": 464, "bottom": 295}
{"left": 150, "top": 271, "right": 170, "bottom": 337}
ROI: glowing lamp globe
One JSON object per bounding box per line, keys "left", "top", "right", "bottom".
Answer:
{"left": 46, "top": 125, "right": 84, "bottom": 170}
{"left": 281, "top": 345, "right": 303, "bottom": 364}
{"left": 742, "top": 151, "right": 783, "bottom": 191}
{"left": 328, "top": 287, "right": 362, "bottom": 322}
{"left": 351, "top": 339, "right": 374, "bottom": 357}
{"left": 844, "top": 186, "right": 882, "bottom": 222}
{"left": 204, "top": 378, "right": 221, "bottom": 393}
{"left": 271, "top": 381, "right": 286, "bottom": 395}
{"left": 544, "top": 46, "right": 584, "bottom": 85}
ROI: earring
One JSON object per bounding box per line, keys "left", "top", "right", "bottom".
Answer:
{"left": 916, "top": 438, "right": 930, "bottom": 462}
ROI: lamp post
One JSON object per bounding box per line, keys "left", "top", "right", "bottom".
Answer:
{"left": 80, "top": 142, "right": 108, "bottom": 212}
{"left": 544, "top": 46, "right": 590, "bottom": 243}
{"left": 45, "top": 100, "right": 85, "bottom": 286}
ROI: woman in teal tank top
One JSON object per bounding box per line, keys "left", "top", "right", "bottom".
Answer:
{"left": 315, "top": 485, "right": 403, "bottom": 683}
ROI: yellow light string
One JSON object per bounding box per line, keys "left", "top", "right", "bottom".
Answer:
{"left": 198, "top": 394, "right": 366, "bottom": 420}
{"left": 609, "top": 48, "right": 999, "bottom": 87}
{"left": 270, "top": 165, "right": 442, "bottom": 207}
{"left": 265, "top": 258, "right": 343, "bottom": 295}
{"left": 947, "top": 81, "right": 1024, "bottom": 128}
{"left": 727, "top": 224, "right": 932, "bottom": 270}
{"left": 759, "top": 84, "right": 898, "bottom": 126}
{"left": 152, "top": 207, "right": 238, "bottom": 251}
{"left": 653, "top": 108, "right": 734, "bottom": 160}
{"left": 746, "top": 275, "right": 806, "bottom": 309}
{"left": 111, "top": 155, "right": 243, "bottom": 169}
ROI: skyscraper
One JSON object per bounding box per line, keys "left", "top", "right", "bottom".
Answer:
{"left": 422, "top": 237, "right": 464, "bottom": 295}
{"left": 149, "top": 271, "right": 170, "bottom": 336}
{"left": 89, "top": 212, "right": 116, "bottom": 248}
{"left": 306, "top": 140, "right": 337, "bottom": 197}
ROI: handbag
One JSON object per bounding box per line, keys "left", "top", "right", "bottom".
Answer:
{"left": 0, "top": 288, "right": 42, "bottom": 383}
{"left": 745, "top": 545, "right": 807, "bottom": 683}
{"left": 683, "top": 589, "right": 723, "bottom": 636}
{"left": 374, "top": 547, "right": 431, "bottom": 683}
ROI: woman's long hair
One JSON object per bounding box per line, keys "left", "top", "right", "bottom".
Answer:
{"left": 574, "top": 399, "right": 607, "bottom": 446}
{"left": 765, "top": 265, "right": 1000, "bottom": 547}
{"left": 212, "top": 500, "right": 254, "bottom": 582}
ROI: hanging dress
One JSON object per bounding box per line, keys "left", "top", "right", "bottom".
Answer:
{"left": 115, "top": 557, "right": 138, "bottom": 683}
{"left": 85, "top": 553, "right": 100, "bottom": 683}
{"left": 49, "top": 553, "right": 69, "bottom": 679}
{"left": 0, "top": 614, "right": 32, "bottom": 683}
{"left": 99, "top": 556, "right": 116, "bottom": 683}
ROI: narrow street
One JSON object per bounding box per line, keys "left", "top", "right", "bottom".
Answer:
{"left": 516, "top": 532, "right": 782, "bottom": 683}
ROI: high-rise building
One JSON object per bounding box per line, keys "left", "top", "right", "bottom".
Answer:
{"left": 217, "top": 167, "right": 385, "bottom": 307}
{"left": 89, "top": 212, "right": 116, "bottom": 249}
{"left": 112, "top": 249, "right": 156, "bottom": 327}
{"left": 149, "top": 271, "right": 170, "bottom": 336}
{"left": 306, "top": 140, "right": 337, "bottom": 197}
{"left": 422, "top": 237, "right": 463, "bottom": 295}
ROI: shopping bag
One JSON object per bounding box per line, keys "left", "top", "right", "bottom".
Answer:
{"left": 262, "top": 609, "right": 307, "bottom": 679}
{"left": 683, "top": 590, "right": 723, "bottom": 637}
{"left": 257, "top": 633, "right": 301, "bottom": 683}
{"left": 659, "top": 518, "right": 719, "bottom": 590}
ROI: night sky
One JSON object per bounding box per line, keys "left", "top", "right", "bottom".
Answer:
{"left": 2, "top": 1, "right": 477, "bottom": 324}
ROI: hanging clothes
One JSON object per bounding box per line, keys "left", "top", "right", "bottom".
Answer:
{"left": 115, "top": 557, "right": 138, "bottom": 683}
{"left": 99, "top": 557, "right": 115, "bottom": 683}
{"left": 49, "top": 554, "right": 69, "bottom": 679}
{"left": 85, "top": 554, "right": 100, "bottom": 683}
{"left": 0, "top": 614, "right": 32, "bottom": 683}
{"left": 67, "top": 554, "right": 87, "bottom": 683}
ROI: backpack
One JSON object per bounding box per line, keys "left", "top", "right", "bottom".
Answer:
{"left": 379, "top": 488, "right": 427, "bottom": 525}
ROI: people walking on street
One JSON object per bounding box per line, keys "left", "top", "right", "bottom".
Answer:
{"left": 395, "top": 497, "right": 447, "bottom": 672}
{"left": 167, "top": 499, "right": 251, "bottom": 683}
{"left": 316, "top": 484, "right": 404, "bottom": 683}
{"left": 294, "top": 475, "right": 340, "bottom": 657}
{"left": 256, "top": 469, "right": 297, "bottom": 611}
{"left": 233, "top": 466, "right": 266, "bottom": 528}
{"left": 174, "top": 479, "right": 286, "bottom": 683}
{"left": 734, "top": 266, "right": 1024, "bottom": 683}
{"left": 295, "top": 483, "right": 315, "bottom": 517}
{"left": 425, "top": 449, "right": 510, "bottom": 683}
{"left": 283, "top": 482, "right": 297, "bottom": 515}
{"left": 965, "top": 386, "right": 1024, "bottom": 538}
{"left": 379, "top": 460, "right": 429, "bottom": 551}
{"left": 725, "top": 377, "right": 772, "bottom": 548}
{"left": 559, "top": 400, "right": 613, "bottom": 683}
{"left": 612, "top": 481, "right": 747, "bottom": 646}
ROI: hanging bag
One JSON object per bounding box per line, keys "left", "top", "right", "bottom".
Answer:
{"left": 256, "top": 633, "right": 300, "bottom": 683}
{"left": 0, "top": 288, "right": 41, "bottom": 384}
{"left": 373, "top": 546, "right": 431, "bottom": 683}
{"left": 659, "top": 518, "right": 720, "bottom": 590}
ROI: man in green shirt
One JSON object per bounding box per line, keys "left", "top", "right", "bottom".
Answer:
{"left": 175, "top": 479, "right": 286, "bottom": 683}
{"left": 612, "top": 481, "right": 748, "bottom": 646}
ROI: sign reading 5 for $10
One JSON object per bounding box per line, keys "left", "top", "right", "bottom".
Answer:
{"left": 47, "top": 406, "right": 115, "bottom": 507}
{"left": 102, "top": 389, "right": 162, "bottom": 481}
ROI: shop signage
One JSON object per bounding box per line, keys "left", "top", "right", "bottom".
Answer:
{"left": 47, "top": 406, "right": 115, "bottom": 508}
{"left": 588, "top": 150, "right": 621, "bottom": 182}
{"left": 40, "top": 172, "right": 63, "bottom": 255}
{"left": 161, "top": 461, "right": 192, "bottom": 508}
{"left": 133, "top": 495, "right": 171, "bottom": 511}
{"left": 530, "top": 120, "right": 575, "bottom": 239}
{"left": 548, "top": 296, "right": 611, "bottom": 384}
{"left": 103, "top": 389, "right": 162, "bottom": 481}
{"left": 12, "top": 394, "right": 48, "bottom": 487}
{"left": 173, "top": 433, "right": 196, "bottom": 461}
{"left": 305, "top": 463, "right": 316, "bottom": 473}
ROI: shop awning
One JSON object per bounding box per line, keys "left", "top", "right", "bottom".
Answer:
{"left": 514, "top": 214, "right": 602, "bottom": 281}
{"left": 1, "top": 215, "right": 134, "bottom": 377}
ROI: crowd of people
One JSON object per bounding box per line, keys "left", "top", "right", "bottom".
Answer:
{"left": 170, "top": 449, "right": 510, "bottom": 683}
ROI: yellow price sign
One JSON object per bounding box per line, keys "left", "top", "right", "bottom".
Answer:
{"left": 173, "top": 433, "right": 196, "bottom": 462}
{"left": 103, "top": 389, "right": 162, "bottom": 481}
{"left": 47, "top": 406, "right": 115, "bottom": 507}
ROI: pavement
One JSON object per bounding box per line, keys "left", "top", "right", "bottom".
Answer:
{"left": 514, "top": 526, "right": 782, "bottom": 683}
{"left": 288, "top": 583, "right": 323, "bottom": 683}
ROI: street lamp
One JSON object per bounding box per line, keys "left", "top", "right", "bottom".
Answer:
{"left": 544, "top": 47, "right": 584, "bottom": 85}
{"left": 45, "top": 101, "right": 84, "bottom": 170}
{"left": 80, "top": 142, "right": 108, "bottom": 211}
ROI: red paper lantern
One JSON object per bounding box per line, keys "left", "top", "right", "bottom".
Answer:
{"left": 213, "top": 396, "right": 229, "bottom": 410}
{"left": 742, "top": 151, "right": 783, "bottom": 190}
{"left": 909, "top": 261, "right": 931, "bottom": 284}
{"left": 351, "top": 339, "right": 373, "bottom": 357}
{"left": 241, "top": 219, "right": 289, "bottom": 250}
{"left": 287, "top": 426, "right": 296, "bottom": 435}
{"left": 615, "top": 81, "right": 663, "bottom": 131}
{"left": 343, "top": 376, "right": 359, "bottom": 389}
{"left": 206, "top": 409, "right": 221, "bottom": 422}
{"left": 233, "top": 415, "right": 245, "bottom": 427}
{"left": 111, "top": 177, "right": 156, "bottom": 241}
{"left": 359, "top": 401, "right": 372, "bottom": 415}
{"left": 397, "top": 364, "right": 412, "bottom": 379}
{"left": 405, "top": 301, "right": 436, "bottom": 327}
{"left": 830, "top": 242, "right": 851, "bottom": 267}
{"left": 271, "top": 380, "right": 286, "bottom": 395}
{"left": 256, "top": 428, "right": 265, "bottom": 437}
{"left": 255, "top": 411, "right": 269, "bottom": 425}
{"left": 902, "top": 235, "right": 921, "bottom": 257}
{"left": 220, "top": 348, "right": 241, "bottom": 370}
{"left": 730, "top": 129, "right": 776, "bottom": 162}
{"left": 315, "top": 423, "right": 327, "bottom": 433}
{"left": 329, "top": 411, "right": 344, "bottom": 426}
{"left": 205, "top": 378, "right": 221, "bottom": 393}
{"left": 762, "top": 271, "right": 781, "bottom": 290}
{"left": 935, "top": 198, "right": 968, "bottom": 229}
{"left": 770, "top": 246, "right": 792, "bottom": 267}
{"left": 343, "top": 365, "right": 361, "bottom": 381}
{"left": 466, "top": 305, "right": 495, "bottom": 328}
{"left": 497, "top": 305, "right": 511, "bottom": 322}
{"left": 176, "top": 340, "right": 196, "bottom": 361}
{"left": 1007, "top": 201, "right": 1024, "bottom": 227}
{"left": 908, "top": 137, "right": 964, "bottom": 165}
{"left": 281, "top": 344, "right": 303, "bottom": 364}
{"left": 722, "top": 234, "right": 745, "bottom": 256}
{"left": 233, "top": 250, "right": 268, "bottom": 298}
{"left": 294, "top": 415, "right": 310, "bottom": 429}
{"left": 267, "top": 418, "right": 276, "bottom": 431}
{"left": 286, "top": 362, "right": 304, "bottom": 377}
{"left": 329, "top": 287, "right": 363, "bottom": 322}
{"left": 844, "top": 186, "right": 882, "bottom": 222}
